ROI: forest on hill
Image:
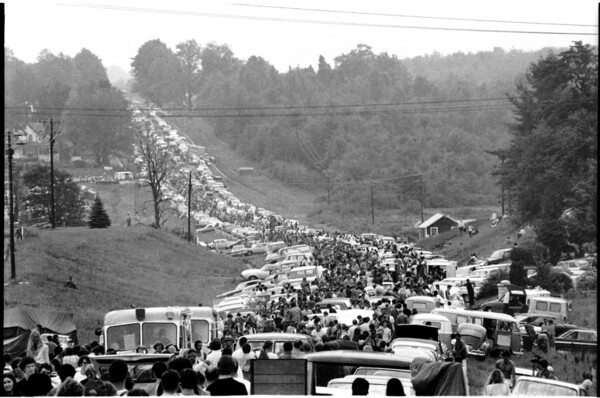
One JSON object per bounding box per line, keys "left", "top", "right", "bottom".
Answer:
{"left": 5, "top": 41, "right": 596, "bottom": 261}
{"left": 131, "top": 41, "right": 556, "bottom": 212}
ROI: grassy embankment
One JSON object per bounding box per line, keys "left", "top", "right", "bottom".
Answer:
{"left": 4, "top": 225, "right": 248, "bottom": 344}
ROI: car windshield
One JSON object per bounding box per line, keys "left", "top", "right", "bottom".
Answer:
{"left": 513, "top": 380, "right": 577, "bottom": 396}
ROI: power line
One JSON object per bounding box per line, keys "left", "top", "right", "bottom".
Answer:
{"left": 57, "top": 3, "right": 597, "bottom": 36}
{"left": 232, "top": 3, "right": 596, "bottom": 28}
{"left": 7, "top": 91, "right": 595, "bottom": 113}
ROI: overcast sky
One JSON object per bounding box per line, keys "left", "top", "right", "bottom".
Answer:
{"left": 5, "top": 0, "right": 598, "bottom": 74}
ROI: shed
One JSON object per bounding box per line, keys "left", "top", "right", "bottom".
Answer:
{"left": 238, "top": 167, "right": 255, "bottom": 176}
{"left": 417, "top": 213, "right": 459, "bottom": 240}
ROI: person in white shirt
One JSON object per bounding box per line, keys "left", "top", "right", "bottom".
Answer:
{"left": 205, "top": 340, "right": 222, "bottom": 366}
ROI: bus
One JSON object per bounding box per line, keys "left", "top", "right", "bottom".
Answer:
{"left": 101, "top": 306, "right": 222, "bottom": 353}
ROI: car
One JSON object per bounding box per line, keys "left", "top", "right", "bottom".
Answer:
{"left": 487, "top": 248, "right": 512, "bottom": 265}
{"left": 514, "top": 313, "right": 579, "bottom": 337}
{"left": 313, "top": 298, "right": 353, "bottom": 312}
{"left": 326, "top": 375, "right": 415, "bottom": 396}
{"left": 229, "top": 245, "right": 252, "bottom": 257}
{"left": 555, "top": 329, "right": 597, "bottom": 352}
{"left": 511, "top": 376, "right": 589, "bottom": 396}
{"left": 249, "top": 242, "right": 269, "bottom": 254}
{"left": 556, "top": 259, "right": 591, "bottom": 276}
{"left": 240, "top": 263, "right": 293, "bottom": 280}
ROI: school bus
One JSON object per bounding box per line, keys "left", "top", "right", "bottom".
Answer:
{"left": 101, "top": 306, "right": 222, "bottom": 352}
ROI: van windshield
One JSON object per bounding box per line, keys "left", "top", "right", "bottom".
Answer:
{"left": 107, "top": 324, "right": 140, "bottom": 351}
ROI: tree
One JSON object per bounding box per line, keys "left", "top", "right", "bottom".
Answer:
{"left": 131, "top": 40, "right": 183, "bottom": 107}
{"left": 175, "top": 40, "right": 202, "bottom": 110}
{"left": 508, "top": 247, "right": 530, "bottom": 287}
{"left": 73, "top": 48, "right": 109, "bottom": 88}
{"left": 136, "top": 123, "right": 173, "bottom": 228}
{"left": 22, "top": 165, "right": 84, "bottom": 226}
{"left": 502, "top": 42, "right": 598, "bottom": 260}
{"left": 63, "top": 81, "right": 133, "bottom": 166}
{"left": 88, "top": 196, "right": 111, "bottom": 228}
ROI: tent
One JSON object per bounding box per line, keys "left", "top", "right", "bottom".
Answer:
{"left": 3, "top": 307, "right": 78, "bottom": 357}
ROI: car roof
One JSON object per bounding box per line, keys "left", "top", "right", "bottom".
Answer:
{"left": 242, "top": 333, "right": 310, "bottom": 341}
{"left": 304, "top": 351, "right": 413, "bottom": 368}
{"left": 515, "top": 376, "right": 582, "bottom": 390}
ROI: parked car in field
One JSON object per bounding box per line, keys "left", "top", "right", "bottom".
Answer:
{"left": 511, "top": 376, "right": 589, "bottom": 396}
{"left": 487, "top": 248, "right": 512, "bottom": 265}
{"left": 514, "top": 313, "right": 579, "bottom": 337}
{"left": 555, "top": 329, "right": 597, "bottom": 352}
{"left": 229, "top": 245, "right": 252, "bottom": 257}
{"left": 249, "top": 242, "right": 269, "bottom": 254}
{"left": 240, "top": 263, "right": 293, "bottom": 280}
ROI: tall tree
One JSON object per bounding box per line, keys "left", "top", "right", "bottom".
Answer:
{"left": 22, "top": 165, "right": 84, "bottom": 226}
{"left": 175, "top": 39, "right": 202, "bottom": 110}
{"left": 32, "top": 50, "right": 76, "bottom": 120}
{"left": 63, "top": 80, "right": 133, "bottom": 166}
{"left": 73, "top": 48, "right": 109, "bottom": 88}
{"left": 130, "top": 39, "right": 183, "bottom": 107}
{"left": 503, "top": 42, "right": 597, "bottom": 260}
{"left": 136, "top": 123, "right": 173, "bottom": 229}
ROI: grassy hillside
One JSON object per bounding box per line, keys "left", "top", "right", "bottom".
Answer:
{"left": 4, "top": 225, "right": 246, "bottom": 343}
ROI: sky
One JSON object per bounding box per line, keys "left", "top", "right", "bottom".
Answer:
{"left": 5, "top": 0, "right": 599, "bottom": 75}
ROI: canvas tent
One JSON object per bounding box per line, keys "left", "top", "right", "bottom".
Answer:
{"left": 4, "top": 307, "right": 78, "bottom": 357}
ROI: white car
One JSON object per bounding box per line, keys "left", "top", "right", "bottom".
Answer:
{"left": 249, "top": 242, "right": 269, "bottom": 255}
{"left": 230, "top": 245, "right": 252, "bottom": 257}
{"left": 240, "top": 263, "right": 292, "bottom": 280}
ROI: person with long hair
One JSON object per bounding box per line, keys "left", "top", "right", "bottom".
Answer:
{"left": 2, "top": 373, "right": 19, "bottom": 396}
{"left": 26, "top": 330, "right": 49, "bottom": 365}
{"left": 483, "top": 369, "right": 510, "bottom": 396}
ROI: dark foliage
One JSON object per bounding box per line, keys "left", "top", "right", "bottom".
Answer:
{"left": 88, "top": 196, "right": 111, "bottom": 228}
{"left": 22, "top": 165, "right": 84, "bottom": 227}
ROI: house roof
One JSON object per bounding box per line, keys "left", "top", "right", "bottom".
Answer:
{"left": 417, "top": 213, "right": 458, "bottom": 229}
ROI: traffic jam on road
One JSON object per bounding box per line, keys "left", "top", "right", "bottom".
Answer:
{"left": 104, "top": 104, "right": 595, "bottom": 395}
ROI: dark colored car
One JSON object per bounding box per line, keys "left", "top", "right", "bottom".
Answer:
{"left": 514, "top": 313, "right": 579, "bottom": 337}
{"left": 555, "top": 329, "right": 597, "bottom": 352}
{"left": 486, "top": 248, "right": 512, "bottom": 265}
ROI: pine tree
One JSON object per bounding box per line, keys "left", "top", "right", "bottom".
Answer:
{"left": 88, "top": 196, "right": 111, "bottom": 228}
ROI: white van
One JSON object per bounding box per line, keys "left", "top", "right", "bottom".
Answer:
{"left": 527, "top": 296, "right": 572, "bottom": 322}
{"left": 277, "top": 265, "right": 324, "bottom": 287}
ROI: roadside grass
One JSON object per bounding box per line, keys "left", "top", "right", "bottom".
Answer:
{"left": 467, "top": 347, "right": 596, "bottom": 395}
{"left": 4, "top": 226, "right": 248, "bottom": 343}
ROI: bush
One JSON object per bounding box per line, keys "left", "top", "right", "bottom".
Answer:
{"left": 477, "top": 269, "right": 509, "bottom": 299}
{"left": 72, "top": 160, "right": 87, "bottom": 168}
{"left": 528, "top": 263, "right": 574, "bottom": 293}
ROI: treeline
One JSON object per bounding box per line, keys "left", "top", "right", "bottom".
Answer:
{"left": 129, "top": 40, "right": 555, "bottom": 210}
{"left": 4, "top": 48, "right": 132, "bottom": 166}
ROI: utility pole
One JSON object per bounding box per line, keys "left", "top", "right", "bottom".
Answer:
{"left": 7, "top": 131, "right": 17, "bottom": 280}
{"left": 187, "top": 170, "right": 192, "bottom": 243}
{"left": 370, "top": 179, "right": 375, "bottom": 225}
{"left": 419, "top": 175, "right": 424, "bottom": 223}
{"left": 326, "top": 172, "right": 330, "bottom": 205}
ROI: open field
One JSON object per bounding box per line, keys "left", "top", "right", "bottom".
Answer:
{"left": 4, "top": 226, "right": 247, "bottom": 343}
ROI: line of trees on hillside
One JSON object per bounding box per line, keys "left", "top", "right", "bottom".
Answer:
{"left": 127, "top": 40, "right": 560, "bottom": 213}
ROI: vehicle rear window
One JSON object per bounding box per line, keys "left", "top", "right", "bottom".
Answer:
{"left": 411, "top": 302, "right": 429, "bottom": 310}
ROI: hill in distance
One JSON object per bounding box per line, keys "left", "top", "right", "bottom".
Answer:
{"left": 4, "top": 225, "right": 246, "bottom": 343}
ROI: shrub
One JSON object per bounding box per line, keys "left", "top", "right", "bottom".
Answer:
{"left": 477, "top": 269, "right": 509, "bottom": 299}
{"left": 88, "top": 196, "right": 111, "bottom": 228}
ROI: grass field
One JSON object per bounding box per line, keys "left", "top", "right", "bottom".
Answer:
{"left": 4, "top": 226, "right": 247, "bottom": 343}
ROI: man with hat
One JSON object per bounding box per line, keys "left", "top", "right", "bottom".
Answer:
{"left": 495, "top": 350, "right": 516, "bottom": 388}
